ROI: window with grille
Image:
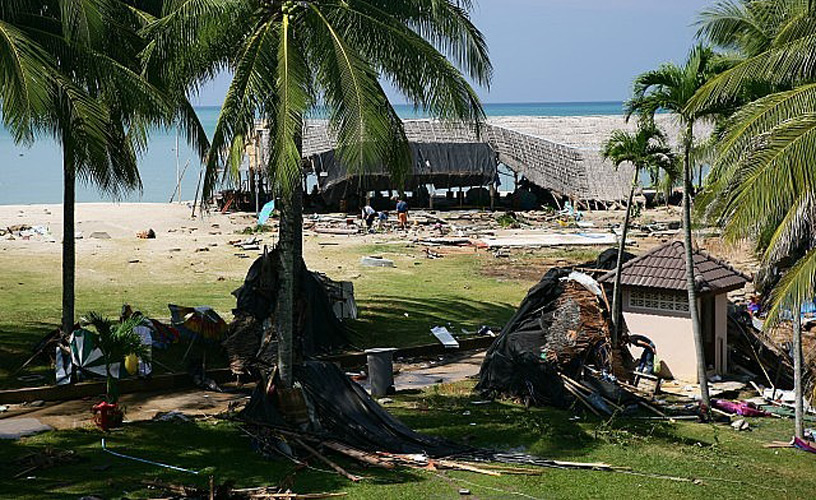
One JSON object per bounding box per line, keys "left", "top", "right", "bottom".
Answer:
{"left": 629, "top": 289, "right": 689, "bottom": 313}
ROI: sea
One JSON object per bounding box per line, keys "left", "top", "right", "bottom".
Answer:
{"left": 0, "top": 102, "right": 625, "bottom": 205}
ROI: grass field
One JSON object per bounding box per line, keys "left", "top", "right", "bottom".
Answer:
{"left": 4, "top": 236, "right": 809, "bottom": 499}
{"left": 0, "top": 238, "right": 543, "bottom": 388}
{"left": 0, "top": 381, "right": 812, "bottom": 500}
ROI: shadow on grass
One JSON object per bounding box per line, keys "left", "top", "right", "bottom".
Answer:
{"left": 348, "top": 296, "right": 516, "bottom": 348}
{"left": 0, "top": 322, "right": 58, "bottom": 389}
{"left": 0, "top": 420, "right": 428, "bottom": 499}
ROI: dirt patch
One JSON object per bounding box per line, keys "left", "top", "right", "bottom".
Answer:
{"left": 479, "top": 248, "right": 603, "bottom": 282}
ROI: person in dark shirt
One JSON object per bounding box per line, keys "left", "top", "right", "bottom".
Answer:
{"left": 627, "top": 334, "right": 656, "bottom": 374}
{"left": 396, "top": 198, "right": 409, "bottom": 230}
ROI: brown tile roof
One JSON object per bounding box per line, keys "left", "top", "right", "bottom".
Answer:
{"left": 598, "top": 240, "right": 750, "bottom": 293}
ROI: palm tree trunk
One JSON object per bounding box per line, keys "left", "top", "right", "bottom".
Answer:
{"left": 106, "top": 363, "right": 119, "bottom": 403}
{"left": 612, "top": 169, "right": 638, "bottom": 345}
{"left": 793, "top": 303, "right": 804, "bottom": 439}
{"left": 682, "top": 120, "right": 710, "bottom": 414}
{"left": 276, "top": 190, "right": 296, "bottom": 389}
{"left": 62, "top": 145, "right": 76, "bottom": 336}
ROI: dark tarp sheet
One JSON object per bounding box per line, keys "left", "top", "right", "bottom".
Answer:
{"left": 311, "top": 142, "right": 497, "bottom": 199}
{"left": 475, "top": 268, "right": 615, "bottom": 407}
{"left": 223, "top": 250, "right": 348, "bottom": 373}
{"left": 242, "top": 361, "right": 468, "bottom": 457}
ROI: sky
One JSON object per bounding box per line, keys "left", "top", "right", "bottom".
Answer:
{"left": 193, "top": 0, "right": 713, "bottom": 106}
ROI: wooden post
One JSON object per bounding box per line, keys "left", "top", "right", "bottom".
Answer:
{"left": 489, "top": 183, "right": 496, "bottom": 211}
{"left": 793, "top": 303, "right": 804, "bottom": 439}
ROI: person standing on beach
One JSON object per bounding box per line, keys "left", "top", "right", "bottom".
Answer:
{"left": 362, "top": 204, "right": 377, "bottom": 232}
{"left": 396, "top": 198, "right": 409, "bottom": 230}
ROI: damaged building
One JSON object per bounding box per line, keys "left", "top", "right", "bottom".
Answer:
{"left": 598, "top": 241, "right": 750, "bottom": 381}
{"left": 218, "top": 115, "right": 708, "bottom": 212}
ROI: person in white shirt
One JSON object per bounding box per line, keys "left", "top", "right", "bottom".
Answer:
{"left": 362, "top": 204, "right": 377, "bottom": 232}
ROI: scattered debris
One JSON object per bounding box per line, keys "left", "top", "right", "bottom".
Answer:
{"left": 479, "top": 232, "right": 617, "bottom": 249}
{"left": 153, "top": 411, "right": 194, "bottom": 423}
{"left": 360, "top": 256, "right": 396, "bottom": 268}
{"left": 136, "top": 228, "right": 156, "bottom": 239}
{"left": 431, "top": 326, "right": 460, "bottom": 349}
{"left": 477, "top": 268, "right": 633, "bottom": 409}
{"left": 713, "top": 399, "right": 771, "bottom": 418}
{"left": 731, "top": 419, "right": 750, "bottom": 431}
{"left": 14, "top": 447, "right": 79, "bottom": 478}
{"left": 144, "top": 479, "right": 347, "bottom": 500}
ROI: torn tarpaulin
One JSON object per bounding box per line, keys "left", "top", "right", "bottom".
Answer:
{"left": 222, "top": 249, "right": 349, "bottom": 375}
{"left": 475, "top": 268, "right": 631, "bottom": 407}
{"left": 241, "top": 361, "right": 466, "bottom": 457}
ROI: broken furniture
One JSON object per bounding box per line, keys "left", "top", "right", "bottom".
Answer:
{"left": 632, "top": 371, "right": 662, "bottom": 396}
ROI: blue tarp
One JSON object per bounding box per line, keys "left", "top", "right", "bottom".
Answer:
{"left": 258, "top": 200, "right": 276, "bottom": 225}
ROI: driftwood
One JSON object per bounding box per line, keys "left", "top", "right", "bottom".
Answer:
{"left": 143, "top": 479, "right": 346, "bottom": 500}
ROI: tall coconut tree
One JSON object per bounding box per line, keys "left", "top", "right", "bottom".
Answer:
{"left": 601, "top": 124, "right": 675, "bottom": 344}
{"left": 0, "top": 2, "right": 208, "bottom": 336}
{"left": 692, "top": 0, "right": 816, "bottom": 438}
{"left": 626, "top": 45, "right": 732, "bottom": 413}
{"left": 144, "top": 0, "right": 491, "bottom": 388}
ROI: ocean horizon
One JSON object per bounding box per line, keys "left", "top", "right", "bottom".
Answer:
{"left": 0, "top": 101, "right": 626, "bottom": 205}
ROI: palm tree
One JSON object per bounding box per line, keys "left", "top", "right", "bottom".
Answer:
{"left": 144, "top": 0, "right": 491, "bottom": 388}
{"left": 82, "top": 312, "right": 151, "bottom": 403}
{"left": 601, "top": 124, "right": 674, "bottom": 345}
{"left": 0, "top": 2, "right": 208, "bottom": 337}
{"left": 696, "top": 0, "right": 809, "bottom": 58}
{"left": 626, "top": 44, "right": 732, "bottom": 413}
{"left": 692, "top": 0, "right": 816, "bottom": 438}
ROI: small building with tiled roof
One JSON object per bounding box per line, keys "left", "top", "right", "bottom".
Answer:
{"left": 599, "top": 241, "right": 750, "bottom": 381}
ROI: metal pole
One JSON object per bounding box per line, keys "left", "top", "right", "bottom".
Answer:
{"left": 793, "top": 302, "right": 804, "bottom": 439}
{"left": 254, "top": 131, "right": 261, "bottom": 217}
{"left": 175, "top": 130, "right": 181, "bottom": 203}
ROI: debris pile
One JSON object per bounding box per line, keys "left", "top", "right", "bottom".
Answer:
{"left": 476, "top": 268, "right": 633, "bottom": 408}
{"left": 238, "top": 361, "right": 633, "bottom": 483}
{"left": 222, "top": 249, "right": 349, "bottom": 376}
{"left": 2, "top": 224, "right": 55, "bottom": 242}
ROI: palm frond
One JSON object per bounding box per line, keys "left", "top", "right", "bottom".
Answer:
{"left": 270, "top": 11, "right": 309, "bottom": 195}
{"left": 765, "top": 247, "right": 816, "bottom": 326}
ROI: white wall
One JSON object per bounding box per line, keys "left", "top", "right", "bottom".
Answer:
{"left": 623, "top": 310, "right": 697, "bottom": 381}
{"left": 622, "top": 288, "right": 731, "bottom": 382}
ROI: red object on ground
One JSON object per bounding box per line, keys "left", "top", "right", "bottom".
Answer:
{"left": 794, "top": 437, "right": 816, "bottom": 454}
{"left": 712, "top": 399, "right": 771, "bottom": 417}
{"left": 92, "top": 401, "right": 123, "bottom": 431}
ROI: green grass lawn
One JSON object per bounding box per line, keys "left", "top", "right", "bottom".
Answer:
{"left": 0, "top": 240, "right": 535, "bottom": 388}
{"left": 0, "top": 381, "right": 812, "bottom": 500}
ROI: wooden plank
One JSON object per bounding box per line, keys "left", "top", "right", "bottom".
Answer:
{"left": 294, "top": 439, "right": 363, "bottom": 482}
{"left": 0, "top": 368, "right": 236, "bottom": 405}
{"left": 321, "top": 336, "right": 496, "bottom": 368}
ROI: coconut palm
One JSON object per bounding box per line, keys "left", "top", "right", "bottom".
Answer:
{"left": 82, "top": 311, "right": 151, "bottom": 403}
{"left": 696, "top": 0, "right": 810, "bottom": 58}
{"left": 601, "top": 124, "right": 675, "bottom": 344}
{"left": 692, "top": 0, "right": 816, "bottom": 438}
{"left": 144, "top": 0, "right": 491, "bottom": 388}
{"left": 0, "top": 2, "right": 208, "bottom": 337}
{"left": 626, "top": 44, "right": 732, "bottom": 413}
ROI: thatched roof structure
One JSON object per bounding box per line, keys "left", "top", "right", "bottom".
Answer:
{"left": 296, "top": 114, "right": 710, "bottom": 203}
